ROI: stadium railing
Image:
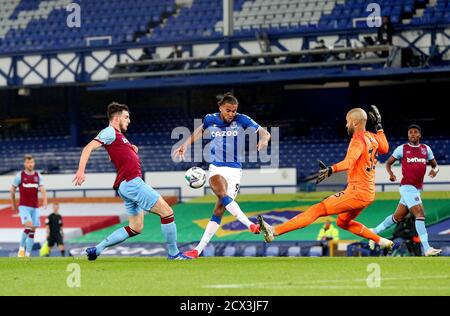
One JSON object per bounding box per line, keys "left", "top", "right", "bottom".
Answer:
{"left": 1, "top": 23, "right": 449, "bottom": 88}
{"left": 109, "top": 45, "right": 390, "bottom": 80}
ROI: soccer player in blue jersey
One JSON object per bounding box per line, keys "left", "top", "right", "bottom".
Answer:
{"left": 73, "top": 102, "right": 190, "bottom": 260}
{"left": 174, "top": 93, "right": 271, "bottom": 259}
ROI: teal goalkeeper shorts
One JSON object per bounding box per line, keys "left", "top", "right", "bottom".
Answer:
{"left": 117, "top": 177, "right": 161, "bottom": 216}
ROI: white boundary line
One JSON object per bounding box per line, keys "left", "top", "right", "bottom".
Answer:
{"left": 204, "top": 275, "right": 450, "bottom": 289}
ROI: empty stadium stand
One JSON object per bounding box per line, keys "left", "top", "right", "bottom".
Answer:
{"left": 0, "top": 0, "right": 176, "bottom": 53}
{"left": 1, "top": 0, "right": 449, "bottom": 53}
{"left": 1, "top": 0, "right": 450, "bottom": 181}
{"left": 2, "top": 107, "right": 450, "bottom": 180}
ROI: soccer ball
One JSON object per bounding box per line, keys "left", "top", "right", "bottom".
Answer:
{"left": 185, "top": 167, "right": 207, "bottom": 189}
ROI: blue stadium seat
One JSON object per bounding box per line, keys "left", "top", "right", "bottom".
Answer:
{"left": 243, "top": 246, "right": 257, "bottom": 257}
{"left": 203, "top": 245, "right": 216, "bottom": 257}
{"left": 265, "top": 246, "right": 279, "bottom": 257}
{"left": 0, "top": 0, "right": 175, "bottom": 52}
{"left": 223, "top": 246, "right": 236, "bottom": 257}
{"left": 308, "top": 246, "right": 323, "bottom": 257}
{"left": 441, "top": 246, "right": 450, "bottom": 256}
{"left": 287, "top": 246, "right": 302, "bottom": 257}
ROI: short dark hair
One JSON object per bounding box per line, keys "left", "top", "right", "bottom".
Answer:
{"left": 24, "top": 154, "right": 34, "bottom": 161}
{"left": 218, "top": 92, "right": 239, "bottom": 107}
{"left": 107, "top": 102, "right": 129, "bottom": 121}
{"left": 408, "top": 124, "right": 421, "bottom": 133}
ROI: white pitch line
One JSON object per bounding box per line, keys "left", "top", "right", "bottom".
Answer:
{"left": 204, "top": 275, "right": 450, "bottom": 289}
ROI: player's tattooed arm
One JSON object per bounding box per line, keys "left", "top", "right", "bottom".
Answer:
{"left": 257, "top": 127, "right": 271, "bottom": 151}
{"left": 386, "top": 156, "right": 398, "bottom": 182}
{"left": 174, "top": 124, "right": 204, "bottom": 161}
{"left": 429, "top": 159, "right": 439, "bottom": 178}
{"left": 73, "top": 140, "right": 103, "bottom": 186}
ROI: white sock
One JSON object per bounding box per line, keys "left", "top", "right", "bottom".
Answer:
{"left": 225, "top": 200, "right": 253, "bottom": 229}
{"left": 195, "top": 221, "right": 220, "bottom": 254}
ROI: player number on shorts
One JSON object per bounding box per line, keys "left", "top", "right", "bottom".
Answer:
{"left": 334, "top": 191, "right": 345, "bottom": 198}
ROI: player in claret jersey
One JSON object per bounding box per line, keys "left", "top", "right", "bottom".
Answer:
{"left": 258, "top": 106, "right": 394, "bottom": 250}
{"left": 11, "top": 154, "right": 48, "bottom": 257}
{"left": 370, "top": 124, "right": 441, "bottom": 256}
{"left": 73, "top": 102, "right": 190, "bottom": 260}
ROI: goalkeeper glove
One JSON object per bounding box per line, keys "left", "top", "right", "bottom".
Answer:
{"left": 368, "top": 105, "right": 383, "bottom": 131}
{"left": 317, "top": 160, "right": 333, "bottom": 184}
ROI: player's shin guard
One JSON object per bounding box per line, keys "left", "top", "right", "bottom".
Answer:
{"left": 25, "top": 231, "right": 35, "bottom": 255}
{"left": 221, "top": 195, "right": 254, "bottom": 229}
{"left": 374, "top": 214, "right": 397, "bottom": 234}
{"left": 275, "top": 202, "right": 328, "bottom": 236}
{"left": 195, "top": 214, "right": 221, "bottom": 254}
{"left": 95, "top": 226, "right": 140, "bottom": 256}
{"left": 161, "top": 214, "right": 180, "bottom": 257}
{"left": 20, "top": 229, "right": 30, "bottom": 248}
{"left": 415, "top": 217, "right": 431, "bottom": 253}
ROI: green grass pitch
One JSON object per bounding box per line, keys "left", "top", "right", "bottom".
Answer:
{"left": 0, "top": 257, "right": 449, "bottom": 296}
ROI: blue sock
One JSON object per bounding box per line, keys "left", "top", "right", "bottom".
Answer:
{"left": 96, "top": 227, "right": 136, "bottom": 256}
{"left": 415, "top": 219, "right": 430, "bottom": 252}
{"left": 20, "top": 229, "right": 29, "bottom": 248}
{"left": 26, "top": 232, "right": 35, "bottom": 254}
{"left": 211, "top": 214, "right": 222, "bottom": 225}
{"left": 161, "top": 222, "right": 179, "bottom": 256}
{"left": 221, "top": 195, "right": 233, "bottom": 207}
{"left": 374, "top": 215, "right": 397, "bottom": 234}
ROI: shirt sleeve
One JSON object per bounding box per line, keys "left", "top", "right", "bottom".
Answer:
{"left": 95, "top": 126, "right": 116, "bottom": 145}
{"left": 317, "top": 229, "right": 324, "bottom": 241}
{"left": 392, "top": 145, "right": 403, "bottom": 160}
{"left": 374, "top": 130, "right": 389, "bottom": 155}
{"left": 332, "top": 137, "right": 364, "bottom": 173}
{"left": 12, "top": 172, "right": 21, "bottom": 187}
{"left": 426, "top": 145, "right": 435, "bottom": 161}
{"left": 37, "top": 172, "right": 44, "bottom": 186}
{"left": 202, "top": 114, "right": 213, "bottom": 129}
{"left": 240, "top": 114, "right": 260, "bottom": 132}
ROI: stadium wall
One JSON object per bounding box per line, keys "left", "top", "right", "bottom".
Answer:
{"left": 1, "top": 164, "right": 450, "bottom": 200}
{"left": 0, "top": 168, "right": 297, "bottom": 199}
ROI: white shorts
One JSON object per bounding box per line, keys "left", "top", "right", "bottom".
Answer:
{"left": 208, "top": 165, "right": 242, "bottom": 199}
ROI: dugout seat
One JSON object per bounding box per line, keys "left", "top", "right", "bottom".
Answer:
{"left": 223, "top": 245, "right": 237, "bottom": 257}
{"left": 202, "top": 245, "right": 216, "bottom": 257}
{"left": 308, "top": 246, "right": 323, "bottom": 257}
{"left": 265, "top": 246, "right": 280, "bottom": 257}
{"left": 243, "top": 245, "right": 257, "bottom": 257}
{"left": 287, "top": 246, "right": 302, "bottom": 257}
